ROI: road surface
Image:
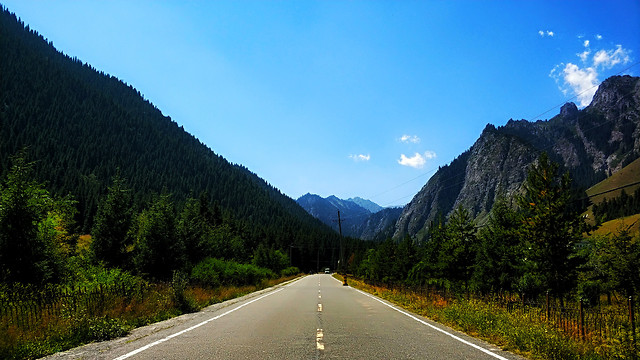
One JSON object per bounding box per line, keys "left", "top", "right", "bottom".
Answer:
{"left": 45, "top": 274, "right": 526, "bottom": 359}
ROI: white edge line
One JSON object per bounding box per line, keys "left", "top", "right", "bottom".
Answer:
{"left": 113, "top": 281, "right": 297, "bottom": 360}
{"left": 352, "top": 288, "right": 510, "bottom": 360}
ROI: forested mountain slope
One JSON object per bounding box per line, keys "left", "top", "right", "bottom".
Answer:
{"left": 0, "top": 7, "right": 337, "bottom": 256}
{"left": 394, "top": 75, "right": 640, "bottom": 241}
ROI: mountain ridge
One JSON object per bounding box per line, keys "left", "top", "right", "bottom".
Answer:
{"left": 394, "top": 75, "right": 640, "bottom": 241}
{"left": 296, "top": 194, "right": 399, "bottom": 240}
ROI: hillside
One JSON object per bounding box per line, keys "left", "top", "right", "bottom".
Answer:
{"left": 395, "top": 75, "right": 640, "bottom": 241}
{"left": 586, "top": 157, "right": 640, "bottom": 205}
{"left": 0, "top": 6, "right": 340, "bottom": 267}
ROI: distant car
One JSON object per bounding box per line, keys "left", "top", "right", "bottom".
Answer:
{"left": 324, "top": 268, "right": 330, "bottom": 274}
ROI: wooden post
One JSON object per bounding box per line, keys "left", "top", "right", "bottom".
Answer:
{"left": 579, "top": 299, "right": 585, "bottom": 340}
{"left": 630, "top": 296, "right": 636, "bottom": 351}
{"left": 546, "top": 291, "right": 550, "bottom": 322}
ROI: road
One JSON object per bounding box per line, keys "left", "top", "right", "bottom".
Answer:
{"left": 45, "top": 274, "right": 526, "bottom": 360}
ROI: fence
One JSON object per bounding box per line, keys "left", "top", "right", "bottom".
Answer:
{"left": 0, "top": 282, "right": 152, "bottom": 333}
{"left": 363, "top": 279, "right": 638, "bottom": 349}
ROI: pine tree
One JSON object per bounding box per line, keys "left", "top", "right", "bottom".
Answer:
{"left": 517, "top": 152, "right": 586, "bottom": 299}
{"left": 91, "top": 173, "right": 133, "bottom": 268}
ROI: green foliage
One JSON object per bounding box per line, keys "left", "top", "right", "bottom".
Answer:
{"left": 252, "top": 243, "right": 289, "bottom": 273}
{"left": 132, "top": 194, "right": 184, "bottom": 280}
{"left": 91, "top": 173, "right": 133, "bottom": 268}
{"left": 280, "top": 266, "right": 300, "bottom": 277}
{"left": 190, "top": 258, "right": 275, "bottom": 287}
{"left": 440, "top": 206, "right": 476, "bottom": 287}
{"left": 581, "top": 227, "right": 640, "bottom": 299}
{"left": 517, "top": 152, "right": 587, "bottom": 298}
{"left": 171, "top": 271, "right": 198, "bottom": 313}
{"left": 0, "top": 151, "right": 63, "bottom": 284}
{"left": 592, "top": 187, "right": 640, "bottom": 224}
{"left": 472, "top": 199, "right": 523, "bottom": 294}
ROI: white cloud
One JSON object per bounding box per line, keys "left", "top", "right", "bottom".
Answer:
{"left": 399, "top": 134, "right": 420, "bottom": 144}
{"left": 560, "top": 63, "right": 598, "bottom": 107}
{"left": 596, "top": 34, "right": 603, "bottom": 40}
{"left": 397, "top": 151, "right": 436, "bottom": 169}
{"left": 349, "top": 154, "right": 370, "bottom": 162}
{"left": 538, "top": 30, "right": 554, "bottom": 37}
{"left": 578, "top": 50, "right": 590, "bottom": 63}
{"left": 551, "top": 43, "right": 633, "bottom": 107}
{"left": 593, "top": 45, "right": 631, "bottom": 69}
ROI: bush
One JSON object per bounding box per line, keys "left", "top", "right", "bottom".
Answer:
{"left": 280, "top": 266, "right": 300, "bottom": 277}
{"left": 190, "top": 258, "right": 275, "bottom": 287}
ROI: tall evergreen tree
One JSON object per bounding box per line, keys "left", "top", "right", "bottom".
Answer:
{"left": 472, "top": 199, "right": 522, "bottom": 293}
{"left": 133, "top": 194, "right": 184, "bottom": 279}
{"left": 440, "top": 206, "right": 476, "bottom": 290}
{"left": 91, "top": 174, "right": 133, "bottom": 268}
{"left": 517, "top": 152, "right": 586, "bottom": 299}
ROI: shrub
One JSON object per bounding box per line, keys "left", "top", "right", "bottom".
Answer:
{"left": 190, "top": 258, "right": 274, "bottom": 287}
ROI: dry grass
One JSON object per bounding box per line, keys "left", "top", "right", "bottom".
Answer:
{"left": 0, "top": 274, "right": 300, "bottom": 360}
{"left": 341, "top": 276, "right": 638, "bottom": 360}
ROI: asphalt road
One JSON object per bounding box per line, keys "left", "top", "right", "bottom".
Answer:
{"left": 45, "top": 275, "right": 527, "bottom": 360}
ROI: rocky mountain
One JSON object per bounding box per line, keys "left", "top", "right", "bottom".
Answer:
{"left": 296, "top": 194, "right": 400, "bottom": 240}
{"left": 347, "top": 197, "right": 384, "bottom": 213}
{"left": 394, "top": 75, "right": 640, "bottom": 241}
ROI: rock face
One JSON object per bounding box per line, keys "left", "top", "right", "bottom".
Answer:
{"left": 394, "top": 75, "right": 640, "bottom": 241}
{"left": 296, "top": 194, "right": 401, "bottom": 240}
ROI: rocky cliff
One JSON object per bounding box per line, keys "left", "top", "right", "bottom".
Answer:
{"left": 394, "top": 75, "right": 640, "bottom": 241}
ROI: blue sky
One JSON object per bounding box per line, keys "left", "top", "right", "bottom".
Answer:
{"left": 3, "top": 1, "right": 639, "bottom": 206}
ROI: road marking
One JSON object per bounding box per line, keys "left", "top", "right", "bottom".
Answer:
{"left": 353, "top": 288, "right": 510, "bottom": 360}
{"left": 319, "top": 294, "right": 322, "bottom": 299}
{"left": 317, "top": 303, "right": 322, "bottom": 312}
{"left": 316, "top": 329, "right": 325, "bottom": 350}
{"left": 113, "top": 287, "right": 286, "bottom": 360}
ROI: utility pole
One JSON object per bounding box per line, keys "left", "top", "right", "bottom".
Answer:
{"left": 335, "top": 210, "right": 344, "bottom": 273}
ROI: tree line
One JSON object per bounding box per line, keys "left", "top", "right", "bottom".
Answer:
{"left": 0, "top": 151, "right": 303, "bottom": 286}
{"left": 592, "top": 187, "right": 640, "bottom": 224}
{"left": 350, "top": 153, "right": 640, "bottom": 304}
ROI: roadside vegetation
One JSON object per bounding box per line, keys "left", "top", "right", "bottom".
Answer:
{"left": 343, "top": 153, "right": 639, "bottom": 359}
{"left": 342, "top": 275, "right": 635, "bottom": 360}
{"left": 0, "top": 151, "right": 301, "bottom": 359}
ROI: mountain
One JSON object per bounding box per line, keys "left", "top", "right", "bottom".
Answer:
{"left": 394, "top": 75, "right": 640, "bottom": 241}
{"left": 296, "top": 194, "right": 371, "bottom": 237}
{"left": 347, "top": 197, "right": 384, "bottom": 213}
{"left": 0, "top": 6, "right": 341, "bottom": 267}
{"left": 296, "top": 194, "right": 399, "bottom": 240}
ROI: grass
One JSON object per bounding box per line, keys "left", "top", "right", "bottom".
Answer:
{"left": 339, "top": 275, "right": 638, "bottom": 360}
{"left": 587, "top": 157, "right": 640, "bottom": 206}
{"left": 590, "top": 213, "right": 640, "bottom": 237}
{"left": 0, "top": 275, "right": 299, "bottom": 360}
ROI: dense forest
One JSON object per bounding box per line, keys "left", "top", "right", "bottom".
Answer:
{"left": 0, "top": 6, "right": 366, "bottom": 274}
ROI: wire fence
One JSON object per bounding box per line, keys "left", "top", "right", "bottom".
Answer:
{"left": 363, "top": 279, "right": 638, "bottom": 348}
{"left": 0, "top": 282, "right": 153, "bottom": 333}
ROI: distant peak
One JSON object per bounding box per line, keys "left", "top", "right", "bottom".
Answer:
{"left": 560, "top": 102, "right": 578, "bottom": 119}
